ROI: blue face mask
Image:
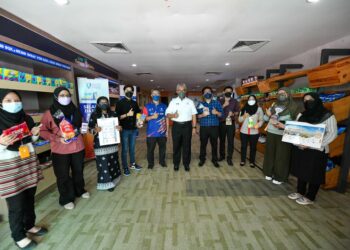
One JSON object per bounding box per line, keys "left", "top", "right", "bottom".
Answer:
{"left": 152, "top": 95, "right": 160, "bottom": 102}
{"left": 1, "top": 102, "right": 23, "bottom": 113}
{"left": 203, "top": 93, "right": 212, "bottom": 100}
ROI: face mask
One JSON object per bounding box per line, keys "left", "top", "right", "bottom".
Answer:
{"left": 248, "top": 100, "right": 256, "bottom": 106}
{"left": 224, "top": 92, "right": 232, "bottom": 98}
{"left": 58, "top": 96, "right": 71, "bottom": 106}
{"left": 203, "top": 93, "right": 212, "bottom": 99}
{"left": 277, "top": 94, "right": 287, "bottom": 102}
{"left": 178, "top": 92, "right": 185, "bottom": 99}
{"left": 152, "top": 95, "right": 160, "bottom": 102}
{"left": 125, "top": 91, "right": 133, "bottom": 98}
{"left": 99, "top": 103, "right": 109, "bottom": 110}
{"left": 1, "top": 102, "right": 23, "bottom": 113}
{"left": 304, "top": 100, "right": 316, "bottom": 110}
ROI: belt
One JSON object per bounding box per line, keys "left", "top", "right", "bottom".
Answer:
{"left": 173, "top": 121, "right": 192, "bottom": 125}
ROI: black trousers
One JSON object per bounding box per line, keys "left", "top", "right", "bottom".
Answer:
{"left": 219, "top": 122, "right": 235, "bottom": 160}
{"left": 240, "top": 133, "right": 260, "bottom": 164}
{"left": 5, "top": 187, "right": 37, "bottom": 242}
{"left": 297, "top": 179, "right": 320, "bottom": 201}
{"left": 199, "top": 126, "right": 219, "bottom": 162}
{"left": 146, "top": 137, "right": 167, "bottom": 166}
{"left": 172, "top": 121, "right": 192, "bottom": 166}
{"left": 52, "top": 150, "right": 86, "bottom": 206}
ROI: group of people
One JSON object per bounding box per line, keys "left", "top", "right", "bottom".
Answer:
{"left": 0, "top": 83, "right": 337, "bottom": 249}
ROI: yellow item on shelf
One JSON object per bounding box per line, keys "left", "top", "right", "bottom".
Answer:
{"left": 3, "top": 68, "right": 19, "bottom": 81}
{"left": 36, "top": 76, "right": 43, "bottom": 85}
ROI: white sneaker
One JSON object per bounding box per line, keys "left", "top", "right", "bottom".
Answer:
{"left": 272, "top": 180, "right": 283, "bottom": 185}
{"left": 288, "top": 193, "right": 303, "bottom": 200}
{"left": 16, "top": 237, "right": 35, "bottom": 248}
{"left": 296, "top": 196, "right": 314, "bottom": 205}
{"left": 265, "top": 176, "right": 272, "bottom": 181}
{"left": 81, "top": 192, "right": 90, "bottom": 199}
{"left": 64, "top": 202, "right": 75, "bottom": 210}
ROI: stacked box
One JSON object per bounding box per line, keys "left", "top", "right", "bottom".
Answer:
{"left": 36, "top": 76, "right": 43, "bottom": 85}
{"left": 18, "top": 72, "right": 32, "bottom": 83}
{"left": 31, "top": 75, "right": 38, "bottom": 84}
{"left": 3, "top": 68, "right": 19, "bottom": 81}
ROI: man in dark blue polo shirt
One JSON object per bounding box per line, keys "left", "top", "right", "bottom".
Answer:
{"left": 197, "top": 86, "right": 223, "bottom": 168}
{"left": 143, "top": 89, "right": 168, "bottom": 169}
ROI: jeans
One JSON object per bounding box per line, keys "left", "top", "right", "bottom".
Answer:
{"left": 121, "top": 129, "right": 137, "bottom": 169}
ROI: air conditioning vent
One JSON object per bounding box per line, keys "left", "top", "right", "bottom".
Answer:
{"left": 90, "top": 42, "right": 131, "bottom": 54}
{"left": 135, "top": 73, "right": 152, "bottom": 76}
{"left": 228, "top": 40, "right": 269, "bottom": 52}
{"left": 205, "top": 72, "right": 222, "bottom": 75}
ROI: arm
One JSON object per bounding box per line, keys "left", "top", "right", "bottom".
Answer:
{"left": 257, "top": 108, "right": 264, "bottom": 128}
{"left": 39, "top": 112, "right": 61, "bottom": 143}
{"left": 216, "top": 102, "right": 223, "bottom": 118}
{"left": 238, "top": 111, "right": 244, "bottom": 123}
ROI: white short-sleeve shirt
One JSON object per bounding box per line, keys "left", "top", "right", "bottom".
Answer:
{"left": 165, "top": 97, "right": 197, "bottom": 122}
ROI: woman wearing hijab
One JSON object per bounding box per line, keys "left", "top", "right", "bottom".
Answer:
{"left": 0, "top": 90, "right": 47, "bottom": 249}
{"left": 263, "top": 87, "right": 299, "bottom": 185}
{"left": 238, "top": 95, "right": 264, "bottom": 167}
{"left": 288, "top": 93, "right": 337, "bottom": 205}
{"left": 88, "top": 96, "right": 122, "bottom": 191}
{"left": 40, "top": 87, "right": 89, "bottom": 210}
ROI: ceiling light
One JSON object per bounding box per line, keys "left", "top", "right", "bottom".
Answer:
{"left": 206, "top": 79, "right": 209, "bottom": 82}
{"left": 225, "top": 62, "right": 230, "bottom": 66}
{"left": 131, "top": 64, "right": 137, "bottom": 67}
{"left": 172, "top": 45, "right": 183, "bottom": 51}
{"left": 306, "top": 0, "right": 319, "bottom": 3}
{"left": 54, "top": 0, "right": 69, "bottom": 6}
{"left": 150, "top": 79, "right": 154, "bottom": 82}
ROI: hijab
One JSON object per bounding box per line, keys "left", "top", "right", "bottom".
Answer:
{"left": 240, "top": 95, "right": 258, "bottom": 116}
{"left": 299, "top": 92, "right": 332, "bottom": 124}
{"left": 89, "top": 96, "right": 115, "bottom": 125}
{"left": 0, "top": 90, "right": 35, "bottom": 151}
{"left": 50, "top": 87, "right": 82, "bottom": 128}
{"left": 271, "top": 87, "right": 299, "bottom": 120}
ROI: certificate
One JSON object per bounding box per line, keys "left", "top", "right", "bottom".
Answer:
{"left": 97, "top": 117, "right": 120, "bottom": 146}
{"left": 282, "top": 121, "right": 326, "bottom": 149}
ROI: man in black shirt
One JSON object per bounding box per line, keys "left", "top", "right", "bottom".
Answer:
{"left": 116, "top": 85, "right": 142, "bottom": 176}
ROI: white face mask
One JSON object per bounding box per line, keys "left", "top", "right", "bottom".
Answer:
{"left": 58, "top": 97, "right": 71, "bottom": 106}
{"left": 248, "top": 100, "right": 256, "bottom": 106}
{"left": 1, "top": 102, "right": 23, "bottom": 113}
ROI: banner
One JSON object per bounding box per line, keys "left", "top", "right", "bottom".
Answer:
{"left": 77, "top": 77, "right": 109, "bottom": 159}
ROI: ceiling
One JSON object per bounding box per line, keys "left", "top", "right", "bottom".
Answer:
{"left": 1, "top": 0, "right": 350, "bottom": 91}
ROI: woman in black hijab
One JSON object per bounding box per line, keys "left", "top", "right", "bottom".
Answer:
{"left": 0, "top": 90, "right": 47, "bottom": 249}
{"left": 88, "top": 96, "right": 122, "bottom": 192}
{"left": 288, "top": 92, "right": 338, "bottom": 205}
{"left": 40, "top": 87, "right": 89, "bottom": 210}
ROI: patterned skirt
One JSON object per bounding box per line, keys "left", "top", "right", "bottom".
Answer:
{"left": 94, "top": 145, "right": 122, "bottom": 190}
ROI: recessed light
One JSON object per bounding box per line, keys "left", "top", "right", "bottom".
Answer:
{"left": 205, "top": 79, "right": 209, "bottom": 82}
{"left": 150, "top": 79, "right": 154, "bottom": 82}
{"left": 225, "top": 62, "right": 230, "bottom": 66}
{"left": 54, "top": 0, "right": 69, "bottom": 6}
{"left": 131, "top": 64, "right": 137, "bottom": 67}
{"left": 172, "top": 45, "right": 183, "bottom": 51}
{"left": 306, "top": 0, "right": 319, "bottom": 3}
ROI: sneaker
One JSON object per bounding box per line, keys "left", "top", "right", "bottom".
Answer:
{"left": 198, "top": 161, "right": 205, "bottom": 167}
{"left": 296, "top": 196, "right": 314, "bottom": 205}
{"left": 64, "top": 202, "right": 75, "bottom": 210}
{"left": 212, "top": 161, "right": 220, "bottom": 168}
{"left": 124, "top": 168, "right": 131, "bottom": 176}
{"left": 288, "top": 193, "right": 303, "bottom": 200}
{"left": 240, "top": 162, "right": 245, "bottom": 166}
{"left": 249, "top": 163, "right": 255, "bottom": 168}
{"left": 272, "top": 180, "right": 283, "bottom": 185}
{"left": 81, "top": 192, "right": 90, "bottom": 199}
{"left": 130, "top": 163, "right": 142, "bottom": 171}
{"left": 265, "top": 176, "right": 272, "bottom": 181}
{"left": 27, "top": 226, "right": 48, "bottom": 236}
{"left": 16, "top": 237, "right": 37, "bottom": 249}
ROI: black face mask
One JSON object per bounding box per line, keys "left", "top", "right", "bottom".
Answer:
{"left": 125, "top": 92, "right": 133, "bottom": 98}
{"left": 304, "top": 100, "right": 316, "bottom": 110}
{"left": 99, "top": 103, "right": 109, "bottom": 110}
{"left": 224, "top": 92, "right": 232, "bottom": 98}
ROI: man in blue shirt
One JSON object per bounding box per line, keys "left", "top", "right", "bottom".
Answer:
{"left": 143, "top": 89, "right": 168, "bottom": 169}
{"left": 197, "top": 86, "right": 223, "bottom": 168}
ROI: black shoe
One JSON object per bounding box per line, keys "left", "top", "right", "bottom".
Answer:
{"left": 240, "top": 162, "right": 245, "bottom": 166}
{"left": 174, "top": 165, "right": 179, "bottom": 171}
{"left": 27, "top": 227, "right": 48, "bottom": 236}
{"left": 184, "top": 165, "right": 190, "bottom": 171}
{"left": 16, "top": 239, "right": 37, "bottom": 249}
{"left": 212, "top": 161, "right": 220, "bottom": 168}
{"left": 250, "top": 163, "right": 255, "bottom": 168}
{"left": 227, "top": 159, "right": 233, "bottom": 166}
{"left": 160, "top": 163, "right": 167, "bottom": 167}
{"left": 218, "top": 156, "right": 225, "bottom": 162}
{"left": 108, "top": 187, "right": 115, "bottom": 192}
{"left": 148, "top": 165, "right": 154, "bottom": 169}
{"left": 198, "top": 161, "right": 205, "bottom": 167}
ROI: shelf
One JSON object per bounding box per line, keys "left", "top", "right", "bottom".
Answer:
{"left": 323, "top": 95, "right": 350, "bottom": 122}
{"left": 0, "top": 79, "right": 74, "bottom": 94}
{"left": 308, "top": 56, "right": 350, "bottom": 88}
{"left": 329, "top": 133, "right": 346, "bottom": 158}
{"left": 242, "top": 81, "right": 259, "bottom": 88}
{"left": 257, "top": 80, "right": 279, "bottom": 93}
{"left": 268, "top": 70, "right": 310, "bottom": 83}
{"left": 235, "top": 86, "right": 248, "bottom": 96}
{"left": 34, "top": 143, "right": 51, "bottom": 154}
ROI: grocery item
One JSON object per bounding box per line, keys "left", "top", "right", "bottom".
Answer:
{"left": 3, "top": 68, "right": 19, "bottom": 81}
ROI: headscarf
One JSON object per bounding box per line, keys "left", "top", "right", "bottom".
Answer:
{"left": 271, "top": 87, "right": 299, "bottom": 120}
{"left": 299, "top": 92, "right": 332, "bottom": 124}
{"left": 50, "top": 87, "right": 82, "bottom": 128}
{"left": 89, "top": 96, "right": 115, "bottom": 127}
{"left": 240, "top": 95, "right": 258, "bottom": 116}
{"left": 0, "top": 90, "right": 35, "bottom": 151}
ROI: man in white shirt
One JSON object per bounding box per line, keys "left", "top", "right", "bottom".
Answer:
{"left": 166, "top": 83, "right": 197, "bottom": 171}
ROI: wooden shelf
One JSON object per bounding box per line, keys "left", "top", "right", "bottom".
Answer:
{"left": 323, "top": 95, "right": 350, "bottom": 122}
{"left": 268, "top": 70, "right": 310, "bottom": 83}
{"left": 0, "top": 79, "right": 74, "bottom": 94}
{"left": 242, "top": 81, "right": 258, "bottom": 88}
{"left": 329, "top": 133, "right": 346, "bottom": 158}
{"left": 34, "top": 143, "right": 51, "bottom": 154}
